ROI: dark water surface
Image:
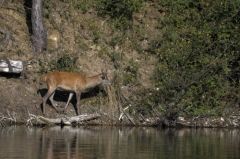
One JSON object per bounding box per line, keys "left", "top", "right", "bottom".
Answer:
{"left": 0, "top": 126, "right": 239, "bottom": 159}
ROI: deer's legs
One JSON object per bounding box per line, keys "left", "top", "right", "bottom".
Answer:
{"left": 49, "top": 92, "right": 57, "bottom": 107}
{"left": 75, "top": 92, "right": 81, "bottom": 115}
{"left": 63, "top": 92, "right": 74, "bottom": 112}
{"left": 42, "top": 88, "right": 58, "bottom": 114}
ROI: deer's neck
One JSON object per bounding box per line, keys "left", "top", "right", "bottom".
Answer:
{"left": 84, "top": 74, "right": 102, "bottom": 90}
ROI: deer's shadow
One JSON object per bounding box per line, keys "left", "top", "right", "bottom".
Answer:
{"left": 38, "top": 86, "right": 107, "bottom": 108}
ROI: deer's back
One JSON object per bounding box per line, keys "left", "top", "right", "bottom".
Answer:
{"left": 44, "top": 71, "right": 87, "bottom": 91}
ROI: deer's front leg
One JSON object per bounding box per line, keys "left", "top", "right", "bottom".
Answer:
{"left": 49, "top": 92, "right": 58, "bottom": 107}
{"left": 75, "top": 91, "right": 81, "bottom": 115}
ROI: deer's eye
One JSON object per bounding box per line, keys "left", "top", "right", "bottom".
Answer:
{"left": 102, "top": 73, "right": 107, "bottom": 80}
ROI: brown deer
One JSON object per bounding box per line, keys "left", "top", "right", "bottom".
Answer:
{"left": 41, "top": 70, "right": 110, "bottom": 115}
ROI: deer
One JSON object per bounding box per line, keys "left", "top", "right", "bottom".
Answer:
{"left": 40, "top": 69, "right": 110, "bottom": 115}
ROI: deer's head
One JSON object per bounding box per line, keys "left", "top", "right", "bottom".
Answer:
{"left": 100, "top": 69, "right": 111, "bottom": 85}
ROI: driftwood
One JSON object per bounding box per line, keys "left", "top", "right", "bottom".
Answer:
{"left": 118, "top": 106, "right": 136, "bottom": 125}
{"left": 27, "top": 113, "right": 101, "bottom": 126}
{"left": 0, "top": 59, "right": 23, "bottom": 73}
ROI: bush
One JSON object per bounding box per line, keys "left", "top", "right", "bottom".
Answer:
{"left": 123, "top": 59, "right": 139, "bottom": 85}
{"left": 59, "top": 0, "right": 96, "bottom": 13}
{"left": 97, "top": 0, "right": 144, "bottom": 30}
{"left": 38, "top": 54, "right": 78, "bottom": 73}
{"left": 53, "top": 54, "right": 78, "bottom": 71}
{"left": 150, "top": 0, "right": 240, "bottom": 117}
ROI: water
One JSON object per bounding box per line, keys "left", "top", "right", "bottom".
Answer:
{"left": 0, "top": 126, "right": 239, "bottom": 159}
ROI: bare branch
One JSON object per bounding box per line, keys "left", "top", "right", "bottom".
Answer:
{"left": 0, "top": 111, "right": 17, "bottom": 126}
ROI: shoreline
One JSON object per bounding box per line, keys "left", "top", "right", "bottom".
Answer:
{"left": 1, "top": 115, "right": 240, "bottom": 128}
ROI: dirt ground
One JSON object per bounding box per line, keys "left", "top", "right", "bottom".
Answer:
{"left": 0, "top": 74, "right": 39, "bottom": 121}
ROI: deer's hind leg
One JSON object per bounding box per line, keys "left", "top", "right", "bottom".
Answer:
{"left": 42, "top": 87, "right": 58, "bottom": 114}
{"left": 74, "top": 91, "right": 81, "bottom": 115}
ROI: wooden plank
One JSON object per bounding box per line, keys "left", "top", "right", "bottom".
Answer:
{"left": 0, "top": 59, "right": 23, "bottom": 73}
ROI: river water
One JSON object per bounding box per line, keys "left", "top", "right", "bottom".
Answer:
{"left": 0, "top": 126, "right": 239, "bottom": 159}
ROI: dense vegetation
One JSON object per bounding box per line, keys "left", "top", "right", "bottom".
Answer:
{"left": 150, "top": 0, "right": 240, "bottom": 117}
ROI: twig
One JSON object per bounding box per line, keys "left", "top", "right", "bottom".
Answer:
{"left": 117, "top": 88, "right": 136, "bottom": 125}
{"left": 0, "top": 111, "right": 17, "bottom": 126}
{"left": 118, "top": 106, "right": 129, "bottom": 121}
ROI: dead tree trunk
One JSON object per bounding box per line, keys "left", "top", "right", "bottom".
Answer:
{"left": 31, "top": 0, "right": 47, "bottom": 53}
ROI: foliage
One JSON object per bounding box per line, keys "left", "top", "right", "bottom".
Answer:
{"left": 53, "top": 54, "right": 78, "bottom": 71}
{"left": 149, "top": 0, "right": 240, "bottom": 117}
{"left": 109, "top": 51, "right": 123, "bottom": 69}
{"left": 70, "top": 0, "right": 95, "bottom": 13}
{"left": 38, "top": 54, "right": 78, "bottom": 73}
{"left": 129, "top": 89, "right": 159, "bottom": 117}
{"left": 43, "top": 0, "right": 51, "bottom": 18}
{"left": 97, "top": 0, "right": 144, "bottom": 30}
{"left": 123, "top": 59, "right": 139, "bottom": 85}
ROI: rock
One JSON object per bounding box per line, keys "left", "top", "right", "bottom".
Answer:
{"left": 0, "top": 59, "right": 23, "bottom": 73}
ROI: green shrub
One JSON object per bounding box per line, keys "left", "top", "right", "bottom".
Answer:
{"left": 109, "top": 51, "right": 123, "bottom": 69}
{"left": 71, "top": 0, "right": 93, "bottom": 13}
{"left": 109, "top": 34, "right": 125, "bottom": 47}
{"left": 43, "top": 0, "right": 52, "bottom": 19}
{"left": 150, "top": 0, "right": 240, "bottom": 117}
{"left": 123, "top": 59, "right": 139, "bottom": 85}
{"left": 38, "top": 54, "right": 78, "bottom": 73}
{"left": 97, "top": 0, "right": 144, "bottom": 30}
{"left": 53, "top": 54, "right": 78, "bottom": 71}
{"left": 60, "top": 0, "right": 96, "bottom": 13}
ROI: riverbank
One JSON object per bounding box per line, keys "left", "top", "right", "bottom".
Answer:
{"left": 1, "top": 111, "right": 240, "bottom": 128}
{"left": 0, "top": 77, "right": 239, "bottom": 128}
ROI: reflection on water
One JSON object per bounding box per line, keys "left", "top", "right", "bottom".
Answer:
{"left": 0, "top": 126, "right": 239, "bottom": 159}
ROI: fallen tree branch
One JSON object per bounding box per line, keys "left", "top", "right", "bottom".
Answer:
{"left": 119, "top": 106, "right": 129, "bottom": 121}
{"left": 26, "top": 113, "right": 101, "bottom": 126}
{"left": 117, "top": 89, "right": 136, "bottom": 125}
